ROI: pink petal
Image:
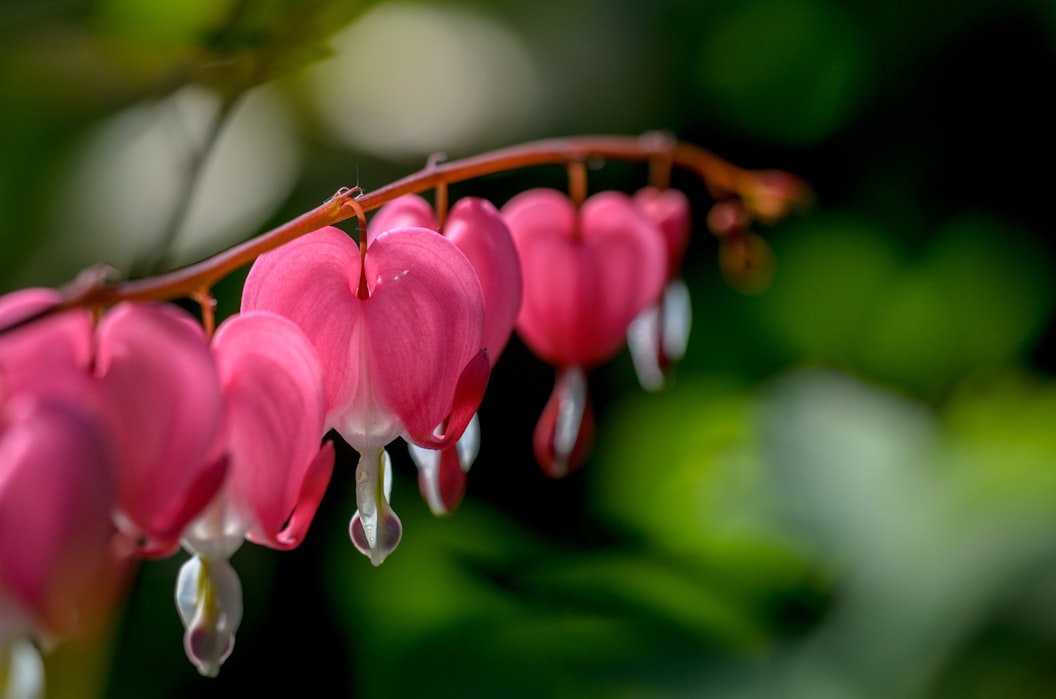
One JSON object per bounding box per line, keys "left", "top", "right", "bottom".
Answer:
{"left": 444, "top": 197, "right": 523, "bottom": 363}
{"left": 0, "top": 395, "right": 115, "bottom": 637}
{"left": 503, "top": 189, "right": 667, "bottom": 367}
{"left": 367, "top": 194, "right": 437, "bottom": 244}
{"left": 371, "top": 195, "right": 522, "bottom": 364}
{"left": 0, "top": 288, "right": 94, "bottom": 399}
{"left": 241, "top": 227, "right": 366, "bottom": 431}
{"left": 532, "top": 366, "right": 594, "bottom": 478}
{"left": 93, "top": 303, "right": 226, "bottom": 556}
{"left": 250, "top": 443, "right": 335, "bottom": 550}
{"left": 633, "top": 187, "right": 691, "bottom": 279}
{"left": 208, "top": 311, "right": 333, "bottom": 550}
{"left": 362, "top": 228, "right": 486, "bottom": 446}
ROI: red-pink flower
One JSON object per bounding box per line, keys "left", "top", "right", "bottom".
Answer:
{"left": 626, "top": 187, "right": 693, "bottom": 391}
{"left": 0, "top": 293, "right": 228, "bottom": 559}
{"left": 183, "top": 311, "right": 333, "bottom": 557}
{"left": 176, "top": 311, "right": 334, "bottom": 676}
{"left": 94, "top": 303, "right": 228, "bottom": 558}
{"left": 242, "top": 225, "right": 488, "bottom": 564}
{"left": 369, "top": 194, "right": 522, "bottom": 514}
{"left": 502, "top": 188, "right": 667, "bottom": 476}
{"left": 503, "top": 189, "right": 666, "bottom": 368}
{"left": 0, "top": 394, "right": 115, "bottom": 644}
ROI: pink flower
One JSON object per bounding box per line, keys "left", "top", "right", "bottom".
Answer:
{"left": 93, "top": 303, "right": 228, "bottom": 558}
{"left": 503, "top": 189, "right": 666, "bottom": 368}
{"left": 0, "top": 394, "right": 115, "bottom": 643}
{"left": 183, "top": 311, "right": 334, "bottom": 557}
{"left": 502, "top": 189, "right": 667, "bottom": 476}
{"left": 175, "top": 311, "right": 334, "bottom": 676}
{"left": 242, "top": 225, "right": 488, "bottom": 564}
{"left": 626, "top": 187, "right": 693, "bottom": 391}
{"left": 369, "top": 194, "right": 522, "bottom": 514}
{"left": 0, "top": 293, "right": 228, "bottom": 559}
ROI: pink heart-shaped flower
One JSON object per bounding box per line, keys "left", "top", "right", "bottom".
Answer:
{"left": 241, "top": 225, "right": 487, "bottom": 452}
{"left": 502, "top": 188, "right": 667, "bottom": 367}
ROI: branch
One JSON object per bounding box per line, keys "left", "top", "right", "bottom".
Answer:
{"left": 0, "top": 132, "right": 809, "bottom": 334}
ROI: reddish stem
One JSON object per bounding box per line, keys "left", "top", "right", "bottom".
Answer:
{"left": 1, "top": 133, "right": 807, "bottom": 333}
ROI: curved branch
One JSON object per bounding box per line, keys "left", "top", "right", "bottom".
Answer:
{"left": 0, "top": 132, "right": 809, "bottom": 334}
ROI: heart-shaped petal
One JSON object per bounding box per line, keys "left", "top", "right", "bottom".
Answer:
{"left": 444, "top": 197, "right": 523, "bottom": 363}
{"left": 242, "top": 226, "right": 486, "bottom": 453}
{"left": 503, "top": 189, "right": 667, "bottom": 367}
{"left": 370, "top": 195, "right": 522, "bottom": 363}
{"left": 182, "top": 311, "right": 334, "bottom": 555}
{"left": 94, "top": 303, "right": 227, "bottom": 556}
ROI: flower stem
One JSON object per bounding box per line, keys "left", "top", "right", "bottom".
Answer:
{"left": 1, "top": 132, "right": 808, "bottom": 334}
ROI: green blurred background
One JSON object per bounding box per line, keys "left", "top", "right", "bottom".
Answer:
{"left": 2, "top": 0, "right": 1055, "bottom": 697}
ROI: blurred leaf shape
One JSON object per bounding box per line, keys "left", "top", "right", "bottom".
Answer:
{"left": 753, "top": 369, "right": 1056, "bottom": 698}
{"left": 858, "top": 214, "right": 1055, "bottom": 387}
{"left": 759, "top": 212, "right": 1054, "bottom": 391}
{"left": 693, "top": 0, "right": 868, "bottom": 145}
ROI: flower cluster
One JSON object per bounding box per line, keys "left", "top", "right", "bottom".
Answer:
{"left": 0, "top": 135, "right": 806, "bottom": 689}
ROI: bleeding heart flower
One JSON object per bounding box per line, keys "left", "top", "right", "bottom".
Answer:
{"left": 502, "top": 188, "right": 667, "bottom": 368}
{"left": 502, "top": 188, "right": 666, "bottom": 476}
{"left": 369, "top": 194, "right": 522, "bottom": 514}
{"left": 93, "top": 303, "right": 228, "bottom": 558}
{"left": 626, "top": 187, "right": 693, "bottom": 391}
{"left": 241, "top": 225, "right": 488, "bottom": 564}
{"left": 1, "top": 294, "right": 228, "bottom": 560}
{"left": 176, "top": 310, "right": 334, "bottom": 676}
{"left": 0, "top": 394, "right": 115, "bottom": 644}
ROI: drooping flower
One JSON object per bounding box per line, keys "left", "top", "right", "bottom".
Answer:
{"left": 0, "top": 393, "right": 116, "bottom": 699}
{"left": 176, "top": 311, "right": 334, "bottom": 676}
{"left": 242, "top": 225, "right": 488, "bottom": 564}
{"left": 93, "top": 303, "right": 228, "bottom": 558}
{"left": 0, "top": 293, "right": 228, "bottom": 560}
{"left": 626, "top": 186, "right": 693, "bottom": 391}
{"left": 502, "top": 188, "right": 667, "bottom": 476}
{"left": 369, "top": 194, "right": 522, "bottom": 514}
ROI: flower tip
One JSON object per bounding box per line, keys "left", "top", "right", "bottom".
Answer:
{"left": 186, "top": 626, "right": 232, "bottom": 678}
{"left": 349, "top": 509, "right": 402, "bottom": 566}
{"left": 409, "top": 412, "right": 479, "bottom": 516}
{"left": 175, "top": 556, "right": 242, "bottom": 678}
{"left": 533, "top": 368, "right": 595, "bottom": 478}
